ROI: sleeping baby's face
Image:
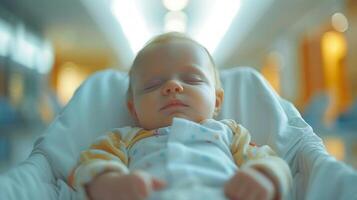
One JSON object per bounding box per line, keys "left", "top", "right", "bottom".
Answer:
{"left": 128, "top": 39, "right": 223, "bottom": 130}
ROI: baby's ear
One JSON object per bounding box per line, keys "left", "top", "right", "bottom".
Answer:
{"left": 127, "top": 100, "right": 138, "bottom": 120}
{"left": 215, "top": 88, "right": 224, "bottom": 110}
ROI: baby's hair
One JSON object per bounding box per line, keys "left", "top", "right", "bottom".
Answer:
{"left": 127, "top": 32, "right": 221, "bottom": 101}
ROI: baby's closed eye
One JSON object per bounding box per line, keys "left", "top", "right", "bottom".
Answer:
{"left": 143, "top": 79, "right": 163, "bottom": 91}
{"left": 181, "top": 74, "right": 204, "bottom": 84}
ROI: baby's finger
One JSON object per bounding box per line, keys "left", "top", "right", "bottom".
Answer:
{"left": 151, "top": 178, "right": 166, "bottom": 191}
{"left": 132, "top": 171, "right": 166, "bottom": 198}
{"left": 131, "top": 171, "right": 152, "bottom": 198}
{"left": 224, "top": 177, "right": 243, "bottom": 199}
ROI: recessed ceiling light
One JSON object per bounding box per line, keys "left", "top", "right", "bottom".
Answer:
{"left": 162, "top": 0, "right": 189, "bottom": 11}
{"left": 164, "top": 11, "right": 187, "bottom": 32}
{"left": 331, "top": 12, "right": 348, "bottom": 33}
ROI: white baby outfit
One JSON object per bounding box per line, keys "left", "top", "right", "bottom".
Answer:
{"left": 70, "top": 118, "right": 291, "bottom": 200}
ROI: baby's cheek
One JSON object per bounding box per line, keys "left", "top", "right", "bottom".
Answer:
{"left": 136, "top": 96, "right": 159, "bottom": 116}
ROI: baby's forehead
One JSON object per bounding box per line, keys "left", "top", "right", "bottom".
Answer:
{"left": 129, "top": 39, "right": 217, "bottom": 84}
{"left": 141, "top": 40, "right": 206, "bottom": 59}
{"left": 134, "top": 40, "right": 212, "bottom": 69}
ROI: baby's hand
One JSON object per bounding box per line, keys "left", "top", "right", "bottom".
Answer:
{"left": 86, "top": 170, "right": 166, "bottom": 200}
{"left": 224, "top": 168, "right": 276, "bottom": 200}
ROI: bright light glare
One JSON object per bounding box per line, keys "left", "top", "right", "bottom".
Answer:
{"left": 57, "top": 62, "right": 87, "bottom": 105}
{"left": 111, "top": 0, "right": 151, "bottom": 54}
{"left": 165, "top": 11, "right": 187, "bottom": 32}
{"left": 36, "top": 43, "right": 54, "bottom": 74}
{"left": 0, "top": 19, "right": 11, "bottom": 56}
{"left": 331, "top": 12, "right": 348, "bottom": 33}
{"left": 193, "top": 0, "right": 241, "bottom": 54}
{"left": 163, "top": 0, "right": 189, "bottom": 11}
{"left": 15, "top": 37, "right": 36, "bottom": 69}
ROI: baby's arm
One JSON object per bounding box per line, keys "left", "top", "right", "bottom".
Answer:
{"left": 87, "top": 170, "right": 165, "bottom": 200}
{"left": 225, "top": 167, "right": 275, "bottom": 200}
{"left": 223, "top": 120, "right": 292, "bottom": 200}
{"left": 224, "top": 157, "right": 288, "bottom": 200}
{"left": 68, "top": 131, "right": 165, "bottom": 200}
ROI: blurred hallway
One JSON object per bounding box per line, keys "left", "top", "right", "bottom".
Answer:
{"left": 1, "top": 0, "right": 357, "bottom": 172}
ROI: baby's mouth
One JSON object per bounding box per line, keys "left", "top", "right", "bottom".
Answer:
{"left": 160, "top": 100, "right": 188, "bottom": 111}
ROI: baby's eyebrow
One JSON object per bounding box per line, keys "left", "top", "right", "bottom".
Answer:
{"left": 181, "top": 64, "right": 206, "bottom": 75}
{"left": 182, "top": 64, "right": 214, "bottom": 81}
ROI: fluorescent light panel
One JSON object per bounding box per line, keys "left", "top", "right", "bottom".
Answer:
{"left": 111, "top": 0, "right": 152, "bottom": 54}
{"left": 192, "top": 0, "right": 241, "bottom": 55}
{"left": 111, "top": 0, "right": 240, "bottom": 56}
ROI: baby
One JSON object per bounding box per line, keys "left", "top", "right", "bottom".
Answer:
{"left": 69, "top": 32, "right": 292, "bottom": 200}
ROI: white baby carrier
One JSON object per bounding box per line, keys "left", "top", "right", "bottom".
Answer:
{"left": 1, "top": 67, "right": 356, "bottom": 199}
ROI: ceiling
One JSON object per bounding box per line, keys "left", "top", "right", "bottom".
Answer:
{"left": 0, "top": 0, "right": 341, "bottom": 69}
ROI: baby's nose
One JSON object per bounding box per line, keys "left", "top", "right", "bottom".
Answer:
{"left": 162, "top": 80, "right": 183, "bottom": 95}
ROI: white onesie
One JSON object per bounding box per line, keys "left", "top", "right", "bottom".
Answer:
{"left": 69, "top": 118, "right": 291, "bottom": 200}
